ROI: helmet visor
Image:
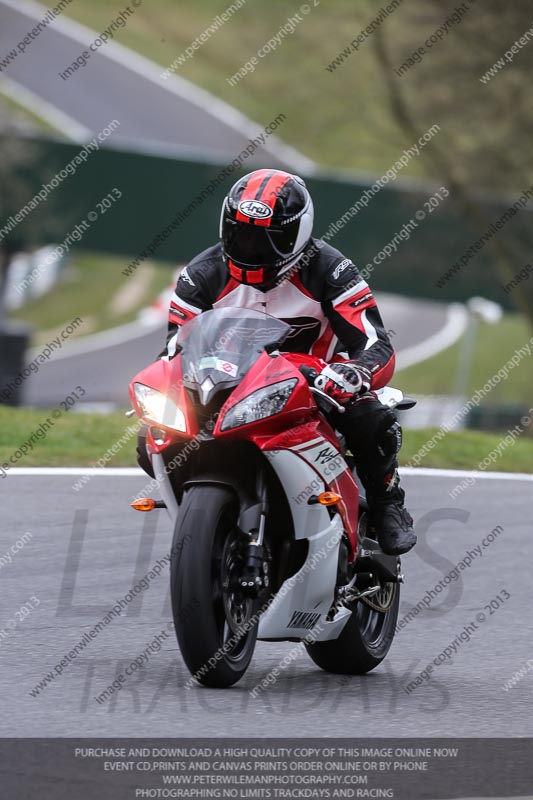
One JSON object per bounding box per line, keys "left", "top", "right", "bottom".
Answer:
{"left": 222, "top": 219, "right": 298, "bottom": 268}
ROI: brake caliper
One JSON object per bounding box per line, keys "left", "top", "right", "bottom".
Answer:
{"left": 239, "top": 537, "right": 270, "bottom": 597}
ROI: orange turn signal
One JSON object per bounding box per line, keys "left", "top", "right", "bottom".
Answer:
{"left": 131, "top": 498, "right": 157, "bottom": 512}
{"left": 317, "top": 491, "right": 342, "bottom": 506}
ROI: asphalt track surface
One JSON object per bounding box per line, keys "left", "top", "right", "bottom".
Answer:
{"left": 2, "top": 471, "right": 531, "bottom": 737}
{"left": 0, "top": 0, "right": 312, "bottom": 168}
{"left": 0, "top": 3, "right": 454, "bottom": 408}
{"left": 23, "top": 294, "right": 450, "bottom": 407}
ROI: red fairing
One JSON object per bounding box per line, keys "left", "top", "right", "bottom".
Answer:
{"left": 282, "top": 352, "right": 326, "bottom": 375}
{"left": 329, "top": 470, "right": 359, "bottom": 549}
{"left": 130, "top": 349, "right": 360, "bottom": 555}
{"left": 128, "top": 356, "right": 199, "bottom": 454}
{"left": 214, "top": 351, "right": 318, "bottom": 440}
{"left": 214, "top": 351, "right": 359, "bottom": 553}
{"left": 266, "top": 418, "right": 359, "bottom": 554}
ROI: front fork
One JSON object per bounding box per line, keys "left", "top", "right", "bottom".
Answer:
{"left": 237, "top": 468, "right": 270, "bottom": 596}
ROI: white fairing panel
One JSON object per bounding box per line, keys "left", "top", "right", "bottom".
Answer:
{"left": 258, "top": 449, "right": 351, "bottom": 641}
{"left": 257, "top": 515, "right": 351, "bottom": 641}
{"left": 264, "top": 448, "right": 330, "bottom": 538}
{"left": 156, "top": 446, "right": 353, "bottom": 642}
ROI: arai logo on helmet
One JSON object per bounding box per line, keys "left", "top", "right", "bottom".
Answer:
{"left": 238, "top": 199, "right": 273, "bottom": 219}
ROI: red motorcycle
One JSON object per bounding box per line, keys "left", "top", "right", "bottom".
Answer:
{"left": 129, "top": 307, "right": 413, "bottom": 687}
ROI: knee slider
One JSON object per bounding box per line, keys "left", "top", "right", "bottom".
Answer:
{"left": 378, "top": 419, "right": 403, "bottom": 458}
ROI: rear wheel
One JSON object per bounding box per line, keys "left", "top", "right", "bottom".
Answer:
{"left": 170, "top": 485, "right": 258, "bottom": 687}
{"left": 305, "top": 511, "right": 400, "bottom": 675}
{"left": 305, "top": 579, "right": 399, "bottom": 674}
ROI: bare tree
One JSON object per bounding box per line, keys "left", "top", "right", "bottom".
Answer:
{"left": 372, "top": 0, "right": 533, "bottom": 326}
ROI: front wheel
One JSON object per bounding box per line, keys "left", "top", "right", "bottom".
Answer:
{"left": 305, "top": 579, "right": 400, "bottom": 674}
{"left": 170, "top": 485, "right": 258, "bottom": 687}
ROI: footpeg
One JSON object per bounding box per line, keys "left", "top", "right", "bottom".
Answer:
{"left": 355, "top": 537, "right": 401, "bottom": 583}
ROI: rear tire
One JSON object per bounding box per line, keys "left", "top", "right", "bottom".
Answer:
{"left": 170, "top": 485, "right": 258, "bottom": 687}
{"left": 305, "top": 581, "right": 400, "bottom": 674}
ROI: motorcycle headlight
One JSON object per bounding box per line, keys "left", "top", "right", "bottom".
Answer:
{"left": 133, "top": 383, "right": 186, "bottom": 432}
{"left": 221, "top": 378, "right": 297, "bottom": 431}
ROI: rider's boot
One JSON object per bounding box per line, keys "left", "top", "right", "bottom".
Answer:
{"left": 366, "top": 480, "right": 417, "bottom": 555}
{"left": 360, "top": 464, "right": 417, "bottom": 556}
{"left": 336, "top": 397, "right": 417, "bottom": 556}
{"left": 350, "top": 413, "right": 416, "bottom": 555}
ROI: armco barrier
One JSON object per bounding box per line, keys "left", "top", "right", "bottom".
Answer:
{"left": 0, "top": 134, "right": 531, "bottom": 310}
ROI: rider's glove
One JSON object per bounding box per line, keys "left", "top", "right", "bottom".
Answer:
{"left": 315, "top": 362, "right": 372, "bottom": 405}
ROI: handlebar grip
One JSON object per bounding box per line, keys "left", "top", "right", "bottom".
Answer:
{"left": 299, "top": 365, "right": 346, "bottom": 414}
{"left": 299, "top": 365, "right": 318, "bottom": 386}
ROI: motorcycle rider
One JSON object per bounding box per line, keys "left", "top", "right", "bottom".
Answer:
{"left": 138, "top": 169, "right": 416, "bottom": 556}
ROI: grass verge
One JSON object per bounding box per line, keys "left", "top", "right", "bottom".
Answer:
{"left": 396, "top": 314, "right": 533, "bottom": 406}
{"left": 64, "top": 0, "right": 426, "bottom": 175}
{"left": 10, "top": 254, "right": 176, "bottom": 345}
{"left": 0, "top": 408, "right": 531, "bottom": 472}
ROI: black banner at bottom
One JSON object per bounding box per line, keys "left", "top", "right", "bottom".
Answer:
{"left": 0, "top": 738, "right": 531, "bottom": 799}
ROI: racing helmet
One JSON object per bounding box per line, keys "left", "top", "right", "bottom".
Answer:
{"left": 220, "top": 168, "right": 314, "bottom": 292}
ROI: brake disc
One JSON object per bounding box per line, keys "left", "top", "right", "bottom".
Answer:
{"left": 221, "top": 536, "right": 254, "bottom": 634}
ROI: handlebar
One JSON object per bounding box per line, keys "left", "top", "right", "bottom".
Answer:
{"left": 298, "top": 366, "right": 346, "bottom": 415}
{"left": 298, "top": 365, "right": 319, "bottom": 386}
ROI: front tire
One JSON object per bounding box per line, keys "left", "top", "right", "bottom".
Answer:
{"left": 170, "top": 485, "right": 258, "bottom": 687}
{"left": 305, "top": 580, "right": 400, "bottom": 674}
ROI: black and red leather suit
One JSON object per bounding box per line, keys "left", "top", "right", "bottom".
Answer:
{"left": 160, "top": 239, "right": 404, "bottom": 509}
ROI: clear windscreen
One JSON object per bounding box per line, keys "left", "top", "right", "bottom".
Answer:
{"left": 175, "top": 308, "right": 290, "bottom": 396}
